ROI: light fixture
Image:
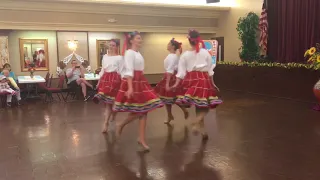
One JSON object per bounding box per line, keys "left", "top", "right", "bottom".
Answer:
{"left": 68, "top": 40, "right": 78, "bottom": 51}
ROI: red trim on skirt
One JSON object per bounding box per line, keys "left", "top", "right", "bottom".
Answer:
{"left": 113, "top": 71, "right": 163, "bottom": 113}
{"left": 176, "top": 71, "right": 222, "bottom": 108}
{"left": 154, "top": 72, "right": 177, "bottom": 104}
{"left": 93, "top": 71, "right": 121, "bottom": 104}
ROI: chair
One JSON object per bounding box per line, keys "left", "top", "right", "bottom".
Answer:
{"left": 40, "top": 75, "right": 66, "bottom": 102}
{"left": 45, "top": 72, "right": 50, "bottom": 86}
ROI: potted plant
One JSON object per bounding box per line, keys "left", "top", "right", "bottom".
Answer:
{"left": 236, "top": 12, "right": 260, "bottom": 62}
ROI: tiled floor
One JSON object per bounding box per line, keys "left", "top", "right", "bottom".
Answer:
{"left": 0, "top": 91, "right": 319, "bottom": 180}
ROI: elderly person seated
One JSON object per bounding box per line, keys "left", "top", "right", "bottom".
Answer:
{"left": 0, "top": 63, "right": 17, "bottom": 82}
{"left": 66, "top": 59, "right": 94, "bottom": 101}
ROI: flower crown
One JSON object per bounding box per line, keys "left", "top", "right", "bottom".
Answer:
{"left": 127, "top": 31, "right": 140, "bottom": 39}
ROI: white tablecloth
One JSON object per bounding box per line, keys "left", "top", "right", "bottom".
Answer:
{"left": 18, "top": 75, "right": 46, "bottom": 84}
{"left": 84, "top": 73, "right": 100, "bottom": 81}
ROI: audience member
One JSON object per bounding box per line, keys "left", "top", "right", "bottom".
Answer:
{"left": 66, "top": 60, "right": 94, "bottom": 101}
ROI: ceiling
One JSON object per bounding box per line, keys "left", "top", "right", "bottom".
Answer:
{"left": 39, "top": 0, "right": 237, "bottom": 7}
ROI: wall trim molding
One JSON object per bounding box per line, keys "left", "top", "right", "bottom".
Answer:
{"left": 0, "top": 21, "right": 218, "bottom": 33}
{"left": 0, "top": 0, "right": 230, "bottom": 18}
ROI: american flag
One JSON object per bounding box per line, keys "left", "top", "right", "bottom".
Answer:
{"left": 259, "top": 2, "right": 268, "bottom": 56}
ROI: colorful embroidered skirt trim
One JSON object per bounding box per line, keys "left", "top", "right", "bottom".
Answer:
{"left": 154, "top": 72, "right": 178, "bottom": 104}
{"left": 113, "top": 71, "right": 164, "bottom": 113}
{"left": 175, "top": 71, "right": 222, "bottom": 108}
{"left": 93, "top": 71, "right": 121, "bottom": 104}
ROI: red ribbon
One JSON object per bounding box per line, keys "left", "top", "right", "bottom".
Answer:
{"left": 122, "top": 33, "right": 129, "bottom": 56}
{"left": 189, "top": 37, "right": 205, "bottom": 52}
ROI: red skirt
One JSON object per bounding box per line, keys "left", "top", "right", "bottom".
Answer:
{"left": 154, "top": 72, "right": 177, "bottom": 104}
{"left": 176, "top": 71, "right": 222, "bottom": 108}
{"left": 113, "top": 71, "right": 163, "bottom": 113}
{"left": 93, "top": 71, "right": 121, "bottom": 104}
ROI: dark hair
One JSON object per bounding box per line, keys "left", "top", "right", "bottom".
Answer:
{"left": 170, "top": 38, "right": 182, "bottom": 51}
{"left": 3, "top": 63, "right": 11, "bottom": 68}
{"left": 187, "top": 29, "right": 204, "bottom": 53}
{"left": 110, "top": 39, "right": 120, "bottom": 47}
{"left": 188, "top": 30, "right": 200, "bottom": 46}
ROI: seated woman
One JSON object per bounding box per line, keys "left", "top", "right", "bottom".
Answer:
{"left": 66, "top": 60, "right": 94, "bottom": 101}
{"left": 0, "top": 63, "right": 17, "bottom": 82}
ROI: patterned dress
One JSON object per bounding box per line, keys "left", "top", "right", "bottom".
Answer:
{"left": 175, "top": 48, "right": 222, "bottom": 108}
{"left": 113, "top": 49, "right": 163, "bottom": 113}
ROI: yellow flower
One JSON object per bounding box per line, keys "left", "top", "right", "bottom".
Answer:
{"left": 304, "top": 50, "right": 309, "bottom": 57}
{"left": 317, "top": 55, "right": 320, "bottom": 63}
{"left": 309, "top": 47, "right": 316, "bottom": 55}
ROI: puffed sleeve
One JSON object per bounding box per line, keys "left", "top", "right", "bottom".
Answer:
{"left": 176, "top": 53, "right": 187, "bottom": 79}
{"left": 206, "top": 51, "right": 215, "bottom": 76}
{"left": 117, "top": 56, "right": 124, "bottom": 75}
{"left": 122, "top": 50, "right": 135, "bottom": 78}
{"left": 165, "top": 55, "right": 176, "bottom": 74}
{"left": 99, "top": 56, "right": 106, "bottom": 77}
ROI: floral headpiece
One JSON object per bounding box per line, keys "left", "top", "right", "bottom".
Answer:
{"left": 170, "top": 38, "right": 183, "bottom": 54}
{"left": 122, "top": 31, "right": 140, "bottom": 55}
{"left": 110, "top": 39, "right": 120, "bottom": 47}
{"left": 187, "top": 29, "right": 205, "bottom": 53}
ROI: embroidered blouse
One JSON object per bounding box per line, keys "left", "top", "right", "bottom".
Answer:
{"left": 176, "top": 48, "right": 215, "bottom": 79}
{"left": 122, "top": 49, "right": 144, "bottom": 78}
{"left": 164, "top": 54, "right": 179, "bottom": 74}
{"left": 99, "top": 55, "right": 123, "bottom": 76}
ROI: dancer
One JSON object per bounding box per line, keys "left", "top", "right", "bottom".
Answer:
{"left": 113, "top": 31, "right": 163, "bottom": 151}
{"left": 170, "top": 29, "right": 222, "bottom": 140}
{"left": 93, "top": 39, "right": 123, "bottom": 133}
{"left": 313, "top": 78, "right": 320, "bottom": 111}
{"left": 154, "top": 38, "right": 189, "bottom": 124}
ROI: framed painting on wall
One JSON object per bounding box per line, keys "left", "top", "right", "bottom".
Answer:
{"left": 19, "top": 39, "right": 49, "bottom": 71}
{"left": 0, "top": 36, "right": 9, "bottom": 68}
{"left": 96, "top": 39, "right": 120, "bottom": 67}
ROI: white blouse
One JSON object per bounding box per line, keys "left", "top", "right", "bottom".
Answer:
{"left": 122, "top": 49, "right": 144, "bottom": 78}
{"left": 99, "top": 55, "right": 123, "bottom": 76}
{"left": 176, "top": 48, "right": 215, "bottom": 79}
{"left": 164, "top": 53, "right": 179, "bottom": 74}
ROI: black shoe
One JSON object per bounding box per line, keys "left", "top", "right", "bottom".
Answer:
{"left": 6, "top": 102, "right": 11, "bottom": 107}
{"left": 84, "top": 95, "right": 90, "bottom": 102}
{"left": 17, "top": 101, "right": 21, "bottom": 106}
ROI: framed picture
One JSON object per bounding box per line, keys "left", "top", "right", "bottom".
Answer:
{"left": 19, "top": 39, "right": 49, "bottom": 71}
{"left": 96, "top": 39, "right": 120, "bottom": 67}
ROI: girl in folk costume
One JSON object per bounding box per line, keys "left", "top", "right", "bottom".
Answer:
{"left": 93, "top": 39, "right": 123, "bottom": 133}
{"left": 154, "top": 38, "right": 189, "bottom": 124}
{"left": 313, "top": 79, "right": 320, "bottom": 111}
{"left": 170, "top": 29, "right": 222, "bottom": 140}
{"left": 113, "top": 31, "right": 163, "bottom": 151}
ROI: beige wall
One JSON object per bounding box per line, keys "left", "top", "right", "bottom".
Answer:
{"left": 57, "top": 32, "right": 89, "bottom": 67}
{"left": 141, "top": 33, "right": 214, "bottom": 74}
{"left": 217, "top": 0, "right": 263, "bottom": 62}
{"left": 8, "top": 31, "right": 216, "bottom": 76}
{"left": 8, "top": 30, "right": 57, "bottom": 76}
